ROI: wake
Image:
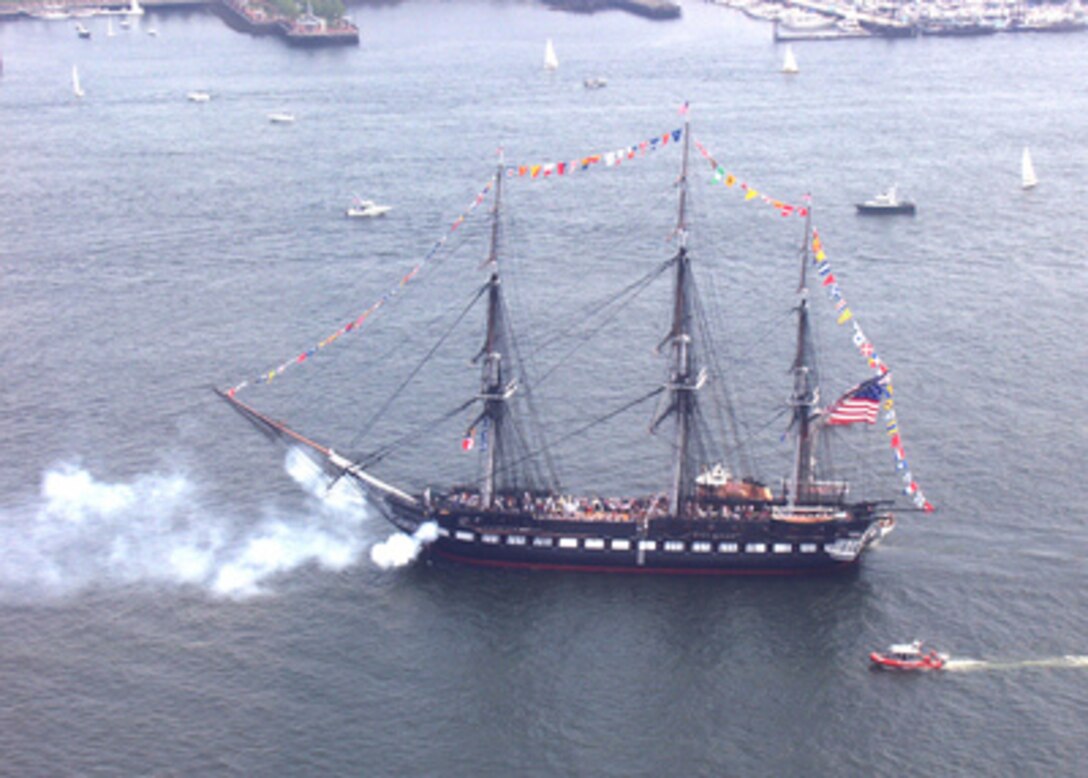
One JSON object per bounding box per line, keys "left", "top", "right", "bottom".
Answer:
{"left": 943, "top": 655, "right": 1088, "bottom": 672}
{"left": 0, "top": 449, "right": 434, "bottom": 601}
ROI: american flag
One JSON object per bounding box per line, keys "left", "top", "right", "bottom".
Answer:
{"left": 824, "top": 376, "right": 887, "bottom": 426}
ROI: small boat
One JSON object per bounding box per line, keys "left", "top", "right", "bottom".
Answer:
{"left": 544, "top": 38, "right": 559, "bottom": 71}
{"left": 855, "top": 185, "right": 916, "bottom": 215}
{"left": 107, "top": 18, "right": 115, "bottom": 37}
{"left": 346, "top": 197, "right": 392, "bottom": 218}
{"left": 72, "top": 65, "right": 84, "bottom": 98}
{"left": 1021, "top": 147, "right": 1038, "bottom": 190}
{"left": 782, "top": 45, "right": 799, "bottom": 74}
{"left": 75, "top": 22, "right": 92, "bottom": 39}
{"left": 583, "top": 77, "right": 608, "bottom": 90}
{"left": 870, "top": 640, "right": 947, "bottom": 671}
{"left": 120, "top": 18, "right": 131, "bottom": 29}
{"left": 147, "top": 27, "right": 158, "bottom": 36}
{"left": 187, "top": 91, "right": 211, "bottom": 103}
{"left": 268, "top": 112, "right": 296, "bottom": 124}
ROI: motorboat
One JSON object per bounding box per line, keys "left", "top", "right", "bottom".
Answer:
{"left": 870, "top": 640, "right": 947, "bottom": 670}
{"left": 268, "top": 112, "right": 296, "bottom": 124}
{"left": 855, "top": 185, "right": 916, "bottom": 215}
{"left": 75, "top": 22, "right": 92, "bottom": 38}
{"left": 583, "top": 77, "right": 608, "bottom": 90}
{"left": 187, "top": 91, "right": 211, "bottom": 103}
{"left": 346, "top": 198, "right": 392, "bottom": 218}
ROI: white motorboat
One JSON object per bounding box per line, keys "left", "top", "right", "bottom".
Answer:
{"left": 855, "top": 185, "right": 916, "bottom": 215}
{"left": 346, "top": 198, "right": 392, "bottom": 218}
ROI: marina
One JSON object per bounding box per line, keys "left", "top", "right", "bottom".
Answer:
{"left": 715, "top": 0, "right": 1088, "bottom": 39}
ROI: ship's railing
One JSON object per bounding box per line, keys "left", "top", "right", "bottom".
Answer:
{"left": 437, "top": 491, "right": 777, "bottom": 523}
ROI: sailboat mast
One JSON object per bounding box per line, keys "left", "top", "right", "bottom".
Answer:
{"left": 788, "top": 209, "right": 817, "bottom": 507}
{"left": 479, "top": 160, "right": 506, "bottom": 509}
{"left": 667, "top": 117, "right": 696, "bottom": 518}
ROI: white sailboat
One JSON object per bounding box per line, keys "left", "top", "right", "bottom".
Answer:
{"left": 1021, "top": 147, "right": 1038, "bottom": 190}
{"left": 544, "top": 38, "right": 559, "bottom": 71}
{"left": 782, "top": 45, "right": 799, "bottom": 74}
{"left": 128, "top": 0, "right": 145, "bottom": 15}
{"left": 72, "top": 65, "right": 84, "bottom": 98}
{"left": 107, "top": 17, "right": 115, "bottom": 37}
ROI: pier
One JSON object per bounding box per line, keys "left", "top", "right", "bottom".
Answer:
{"left": 712, "top": 0, "right": 1088, "bottom": 39}
{"left": 3, "top": 0, "right": 360, "bottom": 45}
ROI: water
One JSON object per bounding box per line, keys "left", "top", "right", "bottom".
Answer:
{"left": 2, "top": 3, "right": 1087, "bottom": 774}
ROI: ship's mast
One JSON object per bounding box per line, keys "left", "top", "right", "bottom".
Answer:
{"left": 479, "top": 159, "right": 510, "bottom": 510}
{"left": 663, "top": 116, "right": 701, "bottom": 518}
{"left": 788, "top": 209, "right": 818, "bottom": 507}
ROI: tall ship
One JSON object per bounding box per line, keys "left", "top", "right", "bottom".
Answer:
{"left": 220, "top": 117, "right": 926, "bottom": 575}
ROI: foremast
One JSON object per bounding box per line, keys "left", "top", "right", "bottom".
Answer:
{"left": 653, "top": 116, "right": 706, "bottom": 519}
{"left": 470, "top": 156, "right": 557, "bottom": 510}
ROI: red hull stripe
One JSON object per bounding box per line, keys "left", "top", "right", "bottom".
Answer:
{"left": 431, "top": 547, "right": 856, "bottom": 576}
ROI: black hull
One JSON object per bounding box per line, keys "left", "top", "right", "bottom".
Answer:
{"left": 385, "top": 499, "right": 885, "bottom": 576}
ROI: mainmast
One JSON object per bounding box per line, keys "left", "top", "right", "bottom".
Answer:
{"left": 788, "top": 209, "right": 818, "bottom": 507}
{"left": 656, "top": 115, "right": 704, "bottom": 518}
{"left": 478, "top": 158, "right": 514, "bottom": 510}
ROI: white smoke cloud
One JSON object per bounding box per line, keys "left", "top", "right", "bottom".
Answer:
{"left": 370, "top": 521, "right": 439, "bottom": 570}
{"left": 0, "top": 448, "right": 388, "bottom": 602}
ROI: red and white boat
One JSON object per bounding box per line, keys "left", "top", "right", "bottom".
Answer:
{"left": 870, "top": 640, "right": 947, "bottom": 671}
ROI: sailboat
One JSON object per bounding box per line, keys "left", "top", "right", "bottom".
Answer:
{"left": 107, "top": 17, "right": 115, "bottom": 37}
{"left": 1021, "top": 147, "right": 1038, "bottom": 190}
{"left": 782, "top": 45, "right": 799, "bottom": 74}
{"left": 219, "top": 117, "right": 914, "bottom": 575}
{"left": 544, "top": 38, "right": 559, "bottom": 71}
{"left": 72, "top": 65, "right": 84, "bottom": 98}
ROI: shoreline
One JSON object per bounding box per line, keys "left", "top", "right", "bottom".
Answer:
{"left": 541, "top": 0, "right": 681, "bottom": 20}
{"left": 1, "top": 0, "right": 684, "bottom": 24}
{"left": 710, "top": 0, "right": 1087, "bottom": 40}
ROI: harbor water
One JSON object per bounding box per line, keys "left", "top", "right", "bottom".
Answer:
{"left": 1, "top": 2, "right": 1086, "bottom": 774}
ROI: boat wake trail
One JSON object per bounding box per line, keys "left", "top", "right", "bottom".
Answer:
{"left": 943, "top": 656, "right": 1088, "bottom": 672}
{"left": 0, "top": 449, "right": 377, "bottom": 602}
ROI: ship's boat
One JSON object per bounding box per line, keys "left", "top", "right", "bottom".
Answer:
{"left": 219, "top": 111, "right": 932, "bottom": 575}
